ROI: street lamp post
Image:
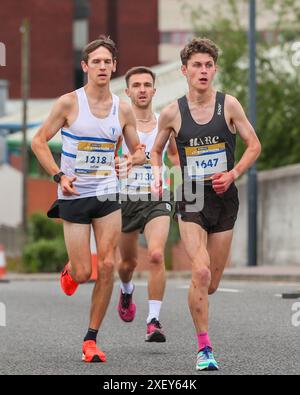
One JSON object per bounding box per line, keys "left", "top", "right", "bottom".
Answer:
{"left": 21, "top": 19, "right": 30, "bottom": 242}
{"left": 247, "top": 0, "right": 258, "bottom": 266}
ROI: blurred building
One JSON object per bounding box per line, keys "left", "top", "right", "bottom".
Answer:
{"left": 0, "top": 0, "right": 159, "bottom": 99}
{"left": 159, "top": 0, "right": 299, "bottom": 62}
{"left": 1, "top": 0, "right": 297, "bottom": 100}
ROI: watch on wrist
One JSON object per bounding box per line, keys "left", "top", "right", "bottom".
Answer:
{"left": 53, "top": 172, "right": 65, "bottom": 184}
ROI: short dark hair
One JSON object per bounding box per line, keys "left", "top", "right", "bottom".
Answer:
{"left": 82, "top": 35, "right": 117, "bottom": 64}
{"left": 180, "top": 38, "right": 219, "bottom": 65}
{"left": 125, "top": 66, "right": 156, "bottom": 87}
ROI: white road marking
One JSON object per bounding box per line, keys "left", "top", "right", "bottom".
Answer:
{"left": 177, "top": 285, "right": 241, "bottom": 293}
{"left": 133, "top": 282, "right": 148, "bottom": 287}
{"left": 218, "top": 288, "right": 241, "bottom": 294}
{"left": 177, "top": 285, "right": 190, "bottom": 290}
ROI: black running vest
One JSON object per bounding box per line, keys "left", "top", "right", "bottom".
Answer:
{"left": 176, "top": 92, "right": 236, "bottom": 186}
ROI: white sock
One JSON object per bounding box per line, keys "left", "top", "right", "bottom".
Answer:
{"left": 120, "top": 281, "right": 134, "bottom": 295}
{"left": 147, "top": 300, "right": 162, "bottom": 324}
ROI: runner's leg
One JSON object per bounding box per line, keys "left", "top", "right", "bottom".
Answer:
{"left": 144, "top": 216, "right": 169, "bottom": 303}
{"left": 143, "top": 216, "right": 170, "bottom": 342}
{"left": 178, "top": 218, "right": 220, "bottom": 370}
{"left": 118, "top": 230, "right": 140, "bottom": 286}
{"left": 117, "top": 230, "right": 139, "bottom": 322}
{"left": 178, "top": 218, "right": 210, "bottom": 333}
{"left": 63, "top": 221, "right": 92, "bottom": 283}
{"left": 89, "top": 210, "right": 121, "bottom": 330}
{"left": 207, "top": 230, "right": 234, "bottom": 295}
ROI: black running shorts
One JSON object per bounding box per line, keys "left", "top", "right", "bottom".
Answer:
{"left": 176, "top": 184, "right": 239, "bottom": 234}
{"left": 47, "top": 195, "right": 121, "bottom": 224}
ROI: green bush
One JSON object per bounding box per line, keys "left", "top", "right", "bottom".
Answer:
{"left": 21, "top": 213, "right": 67, "bottom": 273}
{"left": 28, "top": 212, "right": 64, "bottom": 242}
{"left": 22, "top": 238, "right": 68, "bottom": 273}
{"left": 187, "top": 0, "right": 300, "bottom": 171}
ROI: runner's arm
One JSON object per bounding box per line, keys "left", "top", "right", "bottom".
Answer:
{"left": 228, "top": 96, "right": 261, "bottom": 179}
{"left": 212, "top": 96, "right": 261, "bottom": 194}
{"left": 120, "top": 102, "right": 146, "bottom": 166}
{"left": 31, "top": 95, "right": 71, "bottom": 176}
{"left": 166, "top": 134, "right": 180, "bottom": 167}
{"left": 31, "top": 94, "right": 80, "bottom": 196}
{"left": 151, "top": 104, "right": 177, "bottom": 194}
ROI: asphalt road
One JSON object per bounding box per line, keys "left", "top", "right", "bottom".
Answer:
{"left": 0, "top": 279, "right": 299, "bottom": 375}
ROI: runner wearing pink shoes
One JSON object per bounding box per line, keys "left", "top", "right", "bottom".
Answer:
{"left": 151, "top": 38, "right": 261, "bottom": 370}
{"left": 117, "top": 67, "right": 179, "bottom": 342}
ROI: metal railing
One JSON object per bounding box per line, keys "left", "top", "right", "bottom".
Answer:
{"left": 0, "top": 225, "right": 22, "bottom": 257}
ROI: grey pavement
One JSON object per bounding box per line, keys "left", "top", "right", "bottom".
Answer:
{"left": 3, "top": 265, "right": 300, "bottom": 283}
{"left": 0, "top": 279, "right": 299, "bottom": 375}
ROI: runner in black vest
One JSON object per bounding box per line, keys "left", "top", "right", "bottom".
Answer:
{"left": 151, "top": 38, "right": 261, "bottom": 371}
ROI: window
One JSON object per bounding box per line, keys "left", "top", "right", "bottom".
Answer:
{"left": 160, "top": 31, "right": 194, "bottom": 45}
{"left": 73, "top": 19, "right": 88, "bottom": 51}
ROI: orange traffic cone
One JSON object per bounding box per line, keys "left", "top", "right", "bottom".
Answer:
{"left": 90, "top": 254, "right": 98, "bottom": 281}
{"left": 0, "top": 244, "right": 7, "bottom": 281}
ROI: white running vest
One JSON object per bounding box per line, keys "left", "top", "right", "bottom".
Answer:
{"left": 120, "top": 114, "right": 169, "bottom": 195}
{"left": 58, "top": 87, "right": 122, "bottom": 200}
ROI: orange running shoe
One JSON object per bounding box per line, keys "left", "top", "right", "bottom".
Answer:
{"left": 60, "top": 263, "right": 78, "bottom": 296}
{"left": 82, "top": 340, "right": 106, "bottom": 363}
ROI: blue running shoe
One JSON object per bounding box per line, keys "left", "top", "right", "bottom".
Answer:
{"left": 196, "top": 346, "right": 219, "bottom": 371}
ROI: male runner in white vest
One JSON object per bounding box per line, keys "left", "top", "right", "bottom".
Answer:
{"left": 117, "top": 67, "right": 179, "bottom": 342}
{"left": 151, "top": 38, "right": 261, "bottom": 371}
{"left": 32, "top": 36, "right": 145, "bottom": 363}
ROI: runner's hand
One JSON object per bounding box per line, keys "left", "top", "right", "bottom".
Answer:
{"left": 151, "top": 177, "right": 163, "bottom": 198}
{"left": 211, "top": 171, "right": 235, "bottom": 195}
{"left": 60, "top": 176, "right": 80, "bottom": 196}
{"left": 115, "top": 155, "right": 133, "bottom": 179}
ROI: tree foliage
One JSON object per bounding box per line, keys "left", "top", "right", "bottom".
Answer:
{"left": 183, "top": 0, "right": 300, "bottom": 170}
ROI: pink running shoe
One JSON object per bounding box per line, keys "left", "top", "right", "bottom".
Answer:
{"left": 145, "top": 318, "right": 166, "bottom": 342}
{"left": 118, "top": 289, "right": 136, "bottom": 323}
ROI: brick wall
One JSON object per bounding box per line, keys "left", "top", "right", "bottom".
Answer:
{"left": 0, "top": 0, "right": 159, "bottom": 98}
{"left": 0, "top": 0, "right": 74, "bottom": 98}
{"left": 27, "top": 177, "right": 57, "bottom": 217}
{"left": 9, "top": 154, "right": 22, "bottom": 173}
{"left": 89, "top": 0, "right": 159, "bottom": 76}
{"left": 89, "top": 0, "right": 109, "bottom": 40}
{"left": 115, "top": 0, "right": 159, "bottom": 76}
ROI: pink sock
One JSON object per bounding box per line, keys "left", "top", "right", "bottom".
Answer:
{"left": 197, "top": 332, "right": 212, "bottom": 351}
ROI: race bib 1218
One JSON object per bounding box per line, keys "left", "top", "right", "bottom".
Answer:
{"left": 75, "top": 141, "right": 115, "bottom": 177}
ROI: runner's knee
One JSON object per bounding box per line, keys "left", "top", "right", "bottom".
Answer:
{"left": 120, "top": 258, "right": 138, "bottom": 272}
{"left": 149, "top": 249, "right": 164, "bottom": 265}
{"left": 98, "top": 258, "right": 115, "bottom": 275}
{"left": 73, "top": 266, "right": 91, "bottom": 284}
{"left": 193, "top": 266, "right": 211, "bottom": 288}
